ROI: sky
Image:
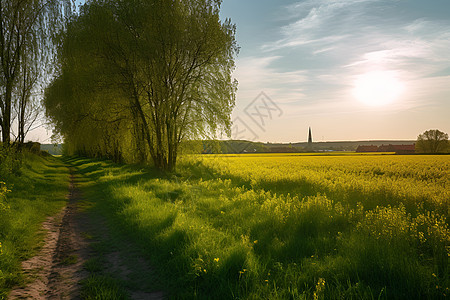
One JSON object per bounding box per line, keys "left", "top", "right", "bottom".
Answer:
{"left": 219, "top": 0, "right": 450, "bottom": 142}
{"left": 29, "top": 0, "right": 450, "bottom": 143}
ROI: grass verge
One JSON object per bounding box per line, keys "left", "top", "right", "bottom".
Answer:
{"left": 64, "top": 157, "right": 158, "bottom": 299}
{"left": 0, "top": 152, "right": 69, "bottom": 299}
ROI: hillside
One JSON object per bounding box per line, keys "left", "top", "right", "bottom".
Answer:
{"left": 40, "top": 144, "right": 63, "bottom": 155}
{"left": 202, "top": 140, "right": 416, "bottom": 154}
{"left": 39, "top": 140, "right": 417, "bottom": 156}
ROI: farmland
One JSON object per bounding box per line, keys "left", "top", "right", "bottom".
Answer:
{"left": 64, "top": 153, "right": 449, "bottom": 299}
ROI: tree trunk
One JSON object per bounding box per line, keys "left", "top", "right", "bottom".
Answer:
{"left": 18, "top": 97, "right": 26, "bottom": 144}
{"left": 131, "top": 107, "right": 146, "bottom": 163}
{"left": 1, "top": 81, "right": 12, "bottom": 145}
{"left": 130, "top": 90, "right": 158, "bottom": 168}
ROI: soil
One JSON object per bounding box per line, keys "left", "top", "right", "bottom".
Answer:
{"left": 8, "top": 169, "right": 164, "bottom": 299}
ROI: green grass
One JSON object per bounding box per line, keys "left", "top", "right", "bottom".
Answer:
{"left": 60, "top": 157, "right": 160, "bottom": 299}
{"left": 61, "top": 254, "right": 78, "bottom": 265}
{"left": 80, "top": 274, "right": 128, "bottom": 300}
{"left": 67, "top": 154, "right": 449, "bottom": 299}
{"left": 1, "top": 153, "right": 446, "bottom": 298}
{"left": 0, "top": 152, "right": 69, "bottom": 299}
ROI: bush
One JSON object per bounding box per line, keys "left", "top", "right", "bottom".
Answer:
{"left": 0, "top": 146, "right": 22, "bottom": 178}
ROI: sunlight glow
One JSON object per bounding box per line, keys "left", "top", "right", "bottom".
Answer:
{"left": 352, "top": 71, "right": 404, "bottom": 106}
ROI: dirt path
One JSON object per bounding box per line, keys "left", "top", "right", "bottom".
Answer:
{"left": 8, "top": 168, "right": 164, "bottom": 299}
{"left": 9, "top": 171, "right": 90, "bottom": 299}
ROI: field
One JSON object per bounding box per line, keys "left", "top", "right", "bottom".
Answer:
{"left": 65, "top": 153, "right": 449, "bottom": 299}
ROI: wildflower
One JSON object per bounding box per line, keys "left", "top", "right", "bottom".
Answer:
{"left": 214, "top": 257, "right": 220, "bottom": 262}
{"left": 314, "top": 278, "right": 326, "bottom": 300}
{"left": 253, "top": 240, "right": 258, "bottom": 244}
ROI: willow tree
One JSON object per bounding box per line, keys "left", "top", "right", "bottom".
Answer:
{"left": 46, "top": 0, "right": 238, "bottom": 171}
{"left": 14, "top": 47, "right": 40, "bottom": 144}
{"left": 0, "top": 0, "right": 72, "bottom": 145}
{"left": 123, "top": 0, "right": 238, "bottom": 171}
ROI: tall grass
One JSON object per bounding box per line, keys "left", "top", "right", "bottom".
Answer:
{"left": 0, "top": 153, "right": 69, "bottom": 299}
{"left": 69, "top": 154, "right": 449, "bottom": 299}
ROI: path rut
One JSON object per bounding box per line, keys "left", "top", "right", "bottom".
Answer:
{"left": 9, "top": 172, "right": 89, "bottom": 299}
{"left": 8, "top": 167, "right": 163, "bottom": 299}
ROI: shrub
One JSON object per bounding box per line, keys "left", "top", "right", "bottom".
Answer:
{"left": 0, "top": 146, "right": 22, "bottom": 178}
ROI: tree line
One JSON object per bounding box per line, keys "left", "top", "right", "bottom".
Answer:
{"left": 44, "top": 0, "right": 238, "bottom": 171}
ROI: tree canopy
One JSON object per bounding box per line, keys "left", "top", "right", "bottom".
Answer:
{"left": 416, "top": 129, "right": 449, "bottom": 153}
{"left": 45, "top": 0, "right": 238, "bottom": 171}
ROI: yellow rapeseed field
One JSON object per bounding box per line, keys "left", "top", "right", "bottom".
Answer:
{"left": 197, "top": 154, "right": 449, "bottom": 216}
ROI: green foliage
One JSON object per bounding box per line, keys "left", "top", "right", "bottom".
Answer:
{"left": 80, "top": 275, "right": 128, "bottom": 300}
{"left": 69, "top": 154, "right": 450, "bottom": 299}
{"left": 45, "top": 0, "right": 238, "bottom": 171}
{"left": 0, "top": 181, "right": 10, "bottom": 213}
{"left": 0, "top": 0, "right": 73, "bottom": 144}
{"left": 416, "top": 129, "right": 450, "bottom": 153}
{"left": 0, "top": 146, "right": 22, "bottom": 179}
{"left": 0, "top": 153, "right": 69, "bottom": 298}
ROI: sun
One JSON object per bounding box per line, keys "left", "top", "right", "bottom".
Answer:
{"left": 352, "top": 71, "right": 404, "bottom": 106}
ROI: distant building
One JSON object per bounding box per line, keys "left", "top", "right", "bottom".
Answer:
{"left": 356, "top": 145, "right": 378, "bottom": 152}
{"left": 378, "top": 144, "right": 415, "bottom": 154}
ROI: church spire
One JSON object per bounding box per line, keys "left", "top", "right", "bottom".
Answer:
{"left": 308, "top": 127, "right": 312, "bottom": 145}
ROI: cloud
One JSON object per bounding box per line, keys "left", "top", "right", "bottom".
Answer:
{"left": 345, "top": 25, "right": 450, "bottom": 71}
{"left": 233, "top": 56, "right": 309, "bottom": 107}
{"left": 263, "top": 0, "right": 381, "bottom": 52}
{"left": 265, "top": 0, "right": 450, "bottom": 69}
{"left": 281, "top": 0, "right": 379, "bottom": 21}
{"left": 257, "top": 0, "right": 450, "bottom": 112}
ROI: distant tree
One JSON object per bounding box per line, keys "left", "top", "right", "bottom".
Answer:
{"left": 416, "top": 129, "right": 449, "bottom": 153}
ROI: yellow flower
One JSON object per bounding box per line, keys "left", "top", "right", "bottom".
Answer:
{"left": 214, "top": 257, "right": 220, "bottom": 262}
{"left": 253, "top": 240, "right": 258, "bottom": 244}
